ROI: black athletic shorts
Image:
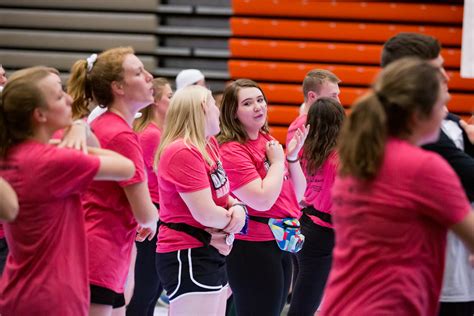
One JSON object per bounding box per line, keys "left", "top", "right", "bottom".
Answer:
{"left": 90, "top": 284, "right": 125, "bottom": 308}
{"left": 156, "top": 246, "right": 228, "bottom": 302}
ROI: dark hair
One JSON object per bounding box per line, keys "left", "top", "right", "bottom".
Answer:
{"left": 218, "top": 79, "right": 269, "bottom": 144}
{"left": 381, "top": 32, "right": 441, "bottom": 67}
{"left": 0, "top": 66, "right": 59, "bottom": 157}
{"left": 338, "top": 57, "right": 442, "bottom": 180}
{"left": 302, "top": 98, "right": 345, "bottom": 175}
{"left": 302, "top": 69, "right": 341, "bottom": 102}
{"left": 68, "top": 47, "right": 134, "bottom": 118}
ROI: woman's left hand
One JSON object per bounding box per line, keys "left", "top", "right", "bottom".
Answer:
{"left": 59, "top": 121, "right": 88, "bottom": 153}
{"left": 286, "top": 125, "right": 310, "bottom": 160}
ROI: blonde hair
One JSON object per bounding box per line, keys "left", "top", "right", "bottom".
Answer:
{"left": 0, "top": 66, "right": 59, "bottom": 157}
{"left": 68, "top": 46, "right": 134, "bottom": 119}
{"left": 154, "top": 85, "right": 213, "bottom": 169}
{"left": 133, "top": 78, "right": 169, "bottom": 133}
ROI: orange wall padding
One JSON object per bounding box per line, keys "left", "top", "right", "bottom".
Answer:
{"left": 229, "top": 0, "right": 472, "bottom": 144}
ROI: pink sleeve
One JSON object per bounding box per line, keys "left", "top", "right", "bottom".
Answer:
{"left": 43, "top": 147, "right": 100, "bottom": 198}
{"left": 220, "top": 142, "right": 261, "bottom": 191}
{"left": 286, "top": 123, "right": 298, "bottom": 148}
{"left": 108, "top": 133, "right": 146, "bottom": 187}
{"left": 413, "top": 154, "right": 471, "bottom": 226}
{"left": 166, "top": 147, "right": 210, "bottom": 193}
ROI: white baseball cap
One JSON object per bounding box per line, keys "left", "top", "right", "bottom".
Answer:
{"left": 176, "top": 69, "right": 205, "bottom": 91}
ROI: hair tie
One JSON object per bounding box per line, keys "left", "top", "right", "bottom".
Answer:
{"left": 375, "top": 92, "right": 388, "bottom": 106}
{"left": 86, "top": 54, "right": 98, "bottom": 73}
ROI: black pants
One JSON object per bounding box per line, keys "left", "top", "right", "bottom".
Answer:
{"left": 126, "top": 229, "right": 162, "bottom": 316}
{"left": 288, "top": 214, "right": 335, "bottom": 316}
{"left": 226, "top": 240, "right": 292, "bottom": 316}
{"left": 0, "top": 238, "right": 8, "bottom": 276}
{"left": 439, "top": 301, "right": 474, "bottom": 316}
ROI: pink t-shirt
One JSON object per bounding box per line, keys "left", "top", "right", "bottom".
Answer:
{"left": 83, "top": 112, "right": 146, "bottom": 293}
{"left": 302, "top": 151, "right": 338, "bottom": 228}
{"left": 220, "top": 132, "right": 300, "bottom": 241}
{"left": 0, "top": 141, "right": 99, "bottom": 315}
{"left": 286, "top": 114, "right": 307, "bottom": 155}
{"left": 137, "top": 123, "right": 161, "bottom": 204}
{"left": 321, "top": 138, "right": 471, "bottom": 316}
{"left": 157, "top": 137, "right": 230, "bottom": 253}
{"left": 0, "top": 224, "right": 4, "bottom": 239}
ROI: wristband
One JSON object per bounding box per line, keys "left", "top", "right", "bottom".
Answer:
{"left": 232, "top": 202, "right": 249, "bottom": 235}
{"left": 286, "top": 156, "right": 299, "bottom": 163}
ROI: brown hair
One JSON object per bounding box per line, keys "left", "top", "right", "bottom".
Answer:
{"left": 133, "top": 78, "right": 170, "bottom": 133}
{"left": 218, "top": 79, "right": 269, "bottom": 144}
{"left": 338, "top": 57, "right": 442, "bottom": 180}
{"left": 302, "top": 69, "right": 341, "bottom": 102}
{"left": 68, "top": 47, "right": 134, "bottom": 119}
{"left": 0, "top": 66, "right": 59, "bottom": 157}
{"left": 302, "top": 97, "right": 345, "bottom": 175}
{"left": 381, "top": 32, "right": 441, "bottom": 67}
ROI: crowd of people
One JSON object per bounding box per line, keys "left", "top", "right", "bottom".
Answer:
{"left": 0, "top": 32, "right": 473, "bottom": 316}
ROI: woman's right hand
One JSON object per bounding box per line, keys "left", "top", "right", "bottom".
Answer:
{"left": 223, "top": 204, "right": 246, "bottom": 234}
{"left": 265, "top": 140, "right": 285, "bottom": 165}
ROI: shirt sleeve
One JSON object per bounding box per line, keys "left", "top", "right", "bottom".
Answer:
{"left": 41, "top": 146, "right": 100, "bottom": 198}
{"left": 108, "top": 132, "right": 146, "bottom": 187}
{"left": 165, "top": 147, "right": 210, "bottom": 193}
{"left": 220, "top": 142, "right": 261, "bottom": 191}
{"left": 413, "top": 154, "right": 471, "bottom": 226}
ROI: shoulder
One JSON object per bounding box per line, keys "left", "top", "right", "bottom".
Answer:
{"left": 289, "top": 114, "right": 307, "bottom": 130}
{"left": 162, "top": 139, "right": 201, "bottom": 161}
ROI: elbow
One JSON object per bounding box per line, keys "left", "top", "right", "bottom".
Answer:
{"left": 2, "top": 206, "right": 19, "bottom": 222}
{"left": 118, "top": 160, "right": 136, "bottom": 181}
{"left": 245, "top": 196, "right": 276, "bottom": 212}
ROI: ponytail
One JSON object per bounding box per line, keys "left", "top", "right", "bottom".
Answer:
{"left": 68, "top": 59, "right": 93, "bottom": 119}
{"left": 338, "top": 57, "right": 441, "bottom": 180}
{"left": 338, "top": 93, "right": 387, "bottom": 180}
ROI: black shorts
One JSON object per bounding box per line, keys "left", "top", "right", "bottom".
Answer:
{"left": 156, "top": 246, "right": 228, "bottom": 302}
{"left": 90, "top": 284, "right": 125, "bottom": 308}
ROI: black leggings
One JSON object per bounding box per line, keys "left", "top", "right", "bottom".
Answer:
{"left": 439, "top": 301, "right": 474, "bottom": 316}
{"left": 126, "top": 226, "right": 162, "bottom": 316}
{"left": 226, "top": 240, "right": 292, "bottom": 316}
{"left": 0, "top": 238, "right": 8, "bottom": 276}
{"left": 288, "top": 214, "right": 335, "bottom": 316}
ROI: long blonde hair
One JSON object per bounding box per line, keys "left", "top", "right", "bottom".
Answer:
{"left": 154, "top": 85, "right": 213, "bottom": 169}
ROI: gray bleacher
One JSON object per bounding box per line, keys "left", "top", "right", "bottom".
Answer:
{"left": 0, "top": 0, "right": 231, "bottom": 90}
